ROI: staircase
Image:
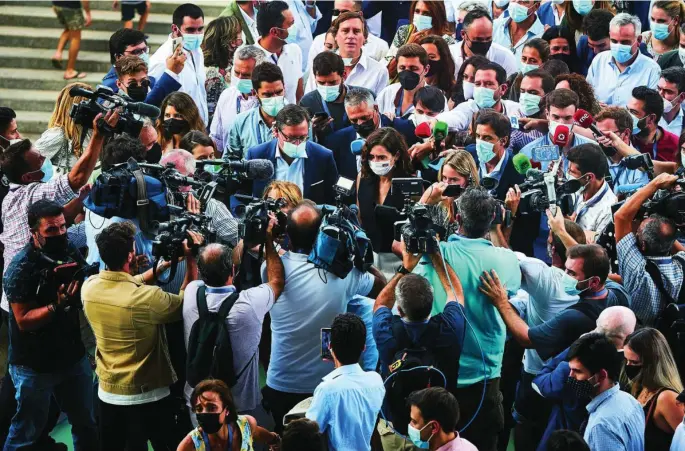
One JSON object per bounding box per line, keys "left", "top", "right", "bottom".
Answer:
{"left": 0, "top": 0, "right": 223, "bottom": 141}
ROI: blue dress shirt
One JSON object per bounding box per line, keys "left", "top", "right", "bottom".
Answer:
{"left": 306, "top": 364, "right": 385, "bottom": 451}
{"left": 584, "top": 384, "right": 645, "bottom": 451}
{"left": 226, "top": 107, "right": 273, "bottom": 158}
{"left": 587, "top": 51, "right": 661, "bottom": 106}
{"left": 608, "top": 158, "right": 650, "bottom": 194}
{"left": 492, "top": 14, "right": 545, "bottom": 60}
{"left": 275, "top": 145, "right": 306, "bottom": 194}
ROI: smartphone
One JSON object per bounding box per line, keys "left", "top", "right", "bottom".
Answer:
{"left": 172, "top": 36, "right": 183, "bottom": 53}
{"left": 53, "top": 262, "right": 80, "bottom": 285}
{"left": 443, "top": 184, "right": 463, "bottom": 197}
{"left": 321, "top": 328, "right": 332, "bottom": 361}
{"left": 313, "top": 111, "right": 329, "bottom": 120}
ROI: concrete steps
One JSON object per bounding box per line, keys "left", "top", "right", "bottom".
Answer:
{"left": 12, "top": 110, "right": 52, "bottom": 136}
{"left": 0, "top": 68, "right": 106, "bottom": 91}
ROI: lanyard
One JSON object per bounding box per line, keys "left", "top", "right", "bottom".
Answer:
{"left": 271, "top": 53, "right": 279, "bottom": 64}
{"left": 611, "top": 163, "right": 626, "bottom": 185}
{"left": 395, "top": 88, "right": 404, "bottom": 117}
{"left": 652, "top": 138, "right": 658, "bottom": 160}
{"left": 575, "top": 182, "right": 609, "bottom": 223}
{"left": 236, "top": 95, "right": 242, "bottom": 114}
{"left": 255, "top": 118, "right": 263, "bottom": 143}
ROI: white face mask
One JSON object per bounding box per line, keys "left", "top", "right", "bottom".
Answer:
{"left": 463, "top": 81, "right": 475, "bottom": 100}
{"left": 369, "top": 160, "right": 394, "bottom": 176}
{"left": 680, "top": 47, "right": 685, "bottom": 65}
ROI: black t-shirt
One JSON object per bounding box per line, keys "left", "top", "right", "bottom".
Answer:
{"left": 3, "top": 243, "right": 85, "bottom": 372}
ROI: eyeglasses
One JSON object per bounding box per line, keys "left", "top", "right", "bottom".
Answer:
{"left": 279, "top": 131, "right": 309, "bottom": 145}
{"left": 126, "top": 46, "right": 150, "bottom": 56}
{"left": 126, "top": 79, "right": 150, "bottom": 89}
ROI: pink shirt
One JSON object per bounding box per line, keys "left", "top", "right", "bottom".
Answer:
{"left": 436, "top": 434, "right": 478, "bottom": 451}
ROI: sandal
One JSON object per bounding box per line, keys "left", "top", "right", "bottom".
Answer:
{"left": 63, "top": 71, "right": 87, "bottom": 80}
{"left": 51, "top": 58, "right": 62, "bottom": 69}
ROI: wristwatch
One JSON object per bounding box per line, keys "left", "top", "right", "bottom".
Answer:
{"left": 47, "top": 303, "right": 58, "bottom": 315}
{"left": 396, "top": 264, "right": 411, "bottom": 275}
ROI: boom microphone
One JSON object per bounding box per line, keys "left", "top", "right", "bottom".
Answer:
{"left": 512, "top": 153, "right": 532, "bottom": 175}
{"left": 69, "top": 86, "right": 95, "bottom": 98}
{"left": 199, "top": 159, "right": 274, "bottom": 180}
{"left": 552, "top": 124, "right": 570, "bottom": 147}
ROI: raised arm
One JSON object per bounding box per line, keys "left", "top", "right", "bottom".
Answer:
{"left": 429, "top": 251, "right": 464, "bottom": 305}
{"left": 68, "top": 111, "right": 119, "bottom": 190}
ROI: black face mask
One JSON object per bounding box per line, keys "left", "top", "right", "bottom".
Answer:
{"left": 398, "top": 71, "right": 421, "bottom": 91}
{"left": 126, "top": 85, "right": 148, "bottom": 102}
{"left": 624, "top": 365, "right": 642, "bottom": 380}
{"left": 353, "top": 116, "right": 376, "bottom": 138}
{"left": 634, "top": 116, "right": 651, "bottom": 138}
{"left": 39, "top": 233, "right": 69, "bottom": 258}
{"left": 163, "top": 118, "right": 189, "bottom": 139}
{"left": 196, "top": 412, "right": 223, "bottom": 434}
{"left": 467, "top": 38, "right": 492, "bottom": 56}
{"left": 146, "top": 143, "right": 163, "bottom": 164}
{"left": 549, "top": 53, "right": 573, "bottom": 70}
{"left": 426, "top": 59, "right": 443, "bottom": 77}
{"left": 566, "top": 376, "right": 595, "bottom": 400}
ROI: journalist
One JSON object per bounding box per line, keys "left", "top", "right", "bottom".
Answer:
{"left": 413, "top": 187, "right": 521, "bottom": 451}
{"left": 614, "top": 173, "right": 685, "bottom": 326}
{"left": 82, "top": 222, "right": 202, "bottom": 450}
{"left": 247, "top": 104, "right": 339, "bottom": 205}
{"left": 113, "top": 54, "right": 182, "bottom": 108}
{"left": 3, "top": 199, "right": 97, "bottom": 451}
{"left": 261, "top": 201, "right": 385, "bottom": 434}
{"left": 629, "top": 86, "right": 679, "bottom": 162}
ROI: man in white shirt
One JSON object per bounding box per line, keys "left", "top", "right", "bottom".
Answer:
{"left": 492, "top": 0, "right": 545, "bottom": 60}
{"left": 658, "top": 67, "right": 685, "bottom": 139}
{"left": 254, "top": 0, "right": 304, "bottom": 105}
{"left": 305, "top": 11, "right": 388, "bottom": 96}
{"left": 284, "top": 0, "right": 321, "bottom": 74}
{"left": 450, "top": 8, "right": 518, "bottom": 78}
{"left": 438, "top": 61, "right": 522, "bottom": 132}
{"left": 307, "top": 0, "right": 389, "bottom": 70}
{"left": 210, "top": 45, "right": 265, "bottom": 154}
{"left": 149, "top": 4, "right": 208, "bottom": 125}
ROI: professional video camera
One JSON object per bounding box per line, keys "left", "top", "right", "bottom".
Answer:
{"left": 478, "top": 176, "right": 513, "bottom": 228}
{"left": 68, "top": 85, "right": 160, "bottom": 138}
{"left": 195, "top": 153, "right": 275, "bottom": 203}
{"left": 517, "top": 159, "right": 580, "bottom": 216}
{"left": 308, "top": 177, "right": 373, "bottom": 279}
{"left": 37, "top": 251, "right": 99, "bottom": 312}
{"left": 238, "top": 197, "right": 288, "bottom": 247}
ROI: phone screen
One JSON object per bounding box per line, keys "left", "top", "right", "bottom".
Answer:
{"left": 172, "top": 36, "right": 183, "bottom": 53}
{"left": 321, "top": 328, "right": 332, "bottom": 360}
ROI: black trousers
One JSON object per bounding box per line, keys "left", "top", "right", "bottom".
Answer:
{"left": 262, "top": 385, "right": 312, "bottom": 435}
{"left": 98, "top": 396, "right": 181, "bottom": 451}
{"left": 513, "top": 370, "right": 553, "bottom": 451}
{"left": 455, "top": 378, "right": 505, "bottom": 451}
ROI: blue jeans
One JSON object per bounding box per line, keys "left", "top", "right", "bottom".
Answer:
{"left": 4, "top": 356, "right": 98, "bottom": 451}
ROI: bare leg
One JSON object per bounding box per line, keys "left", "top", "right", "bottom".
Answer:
{"left": 137, "top": 9, "right": 149, "bottom": 31}
{"left": 64, "top": 29, "right": 85, "bottom": 78}
{"left": 122, "top": 20, "right": 133, "bottom": 29}
{"left": 52, "top": 29, "right": 69, "bottom": 60}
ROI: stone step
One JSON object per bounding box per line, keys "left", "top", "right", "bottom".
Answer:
{"left": 0, "top": 46, "right": 112, "bottom": 72}
{"left": 13, "top": 110, "right": 52, "bottom": 135}
{"left": 0, "top": 88, "right": 64, "bottom": 113}
{"left": 0, "top": 26, "right": 168, "bottom": 53}
{"left": 0, "top": 68, "right": 107, "bottom": 91}
{"left": 24, "top": 0, "right": 226, "bottom": 17}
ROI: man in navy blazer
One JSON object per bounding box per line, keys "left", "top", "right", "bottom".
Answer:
{"left": 247, "top": 105, "right": 339, "bottom": 205}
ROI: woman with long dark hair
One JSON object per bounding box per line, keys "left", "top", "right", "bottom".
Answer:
{"left": 420, "top": 35, "right": 457, "bottom": 99}
{"left": 450, "top": 54, "right": 489, "bottom": 108}
{"left": 157, "top": 92, "right": 206, "bottom": 152}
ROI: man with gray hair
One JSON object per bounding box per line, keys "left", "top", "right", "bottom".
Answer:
{"left": 139, "top": 116, "right": 162, "bottom": 163}
{"left": 247, "top": 104, "right": 339, "bottom": 204}
{"left": 413, "top": 187, "right": 521, "bottom": 451}
{"left": 587, "top": 12, "right": 660, "bottom": 106}
{"left": 210, "top": 45, "right": 265, "bottom": 153}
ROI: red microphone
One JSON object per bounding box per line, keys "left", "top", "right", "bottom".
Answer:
{"left": 552, "top": 124, "right": 570, "bottom": 147}
{"left": 573, "top": 109, "right": 604, "bottom": 137}
{"left": 415, "top": 121, "right": 432, "bottom": 139}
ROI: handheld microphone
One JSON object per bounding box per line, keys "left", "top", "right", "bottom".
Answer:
{"left": 552, "top": 124, "right": 570, "bottom": 147}
{"left": 350, "top": 139, "right": 364, "bottom": 156}
{"left": 414, "top": 121, "right": 432, "bottom": 140}
{"left": 573, "top": 109, "right": 604, "bottom": 138}
{"left": 512, "top": 153, "right": 532, "bottom": 175}
{"left": 432, "top": 120, "right": 448, "bottom": 142}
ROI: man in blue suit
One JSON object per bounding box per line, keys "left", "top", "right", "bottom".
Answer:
{"left": 113, "top": 54, "right": 183, "bottom": 110}
{"left": 247, "top": 105, "right": 340, "bottom": 205}
{"left": 102, "top": 28, "right": 183, "bottom": 107}
{"left": 323, "top": 88, "right": 419, "bottom": 181}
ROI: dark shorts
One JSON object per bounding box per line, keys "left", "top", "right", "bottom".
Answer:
{"left": 121, "top": 1, "right": 147, "bottom": 21}
{"left": 53, "top": 5, "right": 85, "bottom": 30}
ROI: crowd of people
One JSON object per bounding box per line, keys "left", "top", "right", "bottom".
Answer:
{"left": 4, "top": 0, "right": 685, "bottom": 450}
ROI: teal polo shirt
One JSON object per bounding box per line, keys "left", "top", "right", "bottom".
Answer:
{"left": 413, "top": 234, "right": 521, "bottom": 387}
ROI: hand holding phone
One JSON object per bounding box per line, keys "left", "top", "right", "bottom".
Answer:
{"left": 172, "top": 36, "right": 183, "bottom": 54}
{"left": 321, "top": 328, "right": 333, "bottom": 361}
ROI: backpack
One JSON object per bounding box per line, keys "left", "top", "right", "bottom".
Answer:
{"left": 186, "top": 286, "right": 252, "bottom": 388}
{"left": 383, "top": 318, "right": 447, "bottom": 436}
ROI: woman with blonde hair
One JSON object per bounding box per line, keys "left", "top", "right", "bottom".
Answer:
{"left": 624, "top": 328, "right": 684, "bottom": 450}
{"left": 642, "top": 1, "right": 685, "bottom": 59}
{"left": 34, "top": 82, "right": 92, "bottom": 176}
{"left": 202, "top": 16, "right": 243, "bottom": 125}
{"left": 157, "top": 92, "right": 206, "bottom": 152}
{"left": 420, "top": 150, "right": 479, "bottom": 238}
{"left": 263, "top": 180, "right": 303, "bottom": 214}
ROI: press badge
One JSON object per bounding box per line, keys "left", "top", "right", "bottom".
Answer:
{"left": 509, "top": 116, "right": 520, "bottom": 130}
{"left": 532, "top": 145, "right": 559, "bottom": 162}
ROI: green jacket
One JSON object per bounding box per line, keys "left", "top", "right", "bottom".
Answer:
{"left": 658, "top": 49, "right": 683, "bottom": 70}
{"left": 220, "top": 1, "right": 255, "bottom": 45}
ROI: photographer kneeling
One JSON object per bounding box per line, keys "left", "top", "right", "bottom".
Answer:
{"left": 82, "top": 221, "right": 202, "bottom": 450}
{"left": 614, "top": 173, "right": 685, "bottom": 326}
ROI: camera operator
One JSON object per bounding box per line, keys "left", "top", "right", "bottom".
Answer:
{"left": 614, "top": 173, "right": 685, "bottom": 326}
{"left": 82, "top": 221, "right": 202, "bottom": 450}
{"left": 567, "top": 143, "right": 617, "bottom": 239}
{"left": 261, "top": 201, "right": 385, "bottom": 435}
{"left": 3, "top": 199, "right": 97, "bottom": 450}
{"left": 139, "top": 116, "right": 162, "bottom": 164}
{"left": 113, "top": 54, "right": 182, "bottom": 108}
{"left": 160, "top": 149, "right": 239, "bottom": 246}
{"left": 413, "top": 187, "right": 521, "bottom": 451}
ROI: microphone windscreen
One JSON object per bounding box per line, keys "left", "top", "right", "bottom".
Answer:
{"left": 350, "top": 139, "right": 365, "bottom": 156}
{"left": 525, "top": 168, "right": 544, "bottom": 181}
{"left": 433, "top": 120, "right": 448, "bottom": 140}
{"left": 573, "top": 109, "right": 594, "bottom": 129}
{"left": 128, "top": 102, "right": 161, "bottom": 118}
{"left": 69, "top": 86, "right": 93, "bottom": 98}
{"left": 246, "top": 159, "right": 274, "bottom": 180}
{"left": 415, "top": 121, "right": 432, "bottom": 139}
{"left": 552, "top": 124, "right": 570, "bottom": 147}
{"left": 512, "top": 153, "right": 532, "bottom": 175}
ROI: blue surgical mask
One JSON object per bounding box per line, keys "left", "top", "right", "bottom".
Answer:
{"left": 551, "top": 267, "right": 582, "bottom": 296}
{"left": 630, "top": 112, "right": 643, "bottom": 135}
{"left": 519, "top": 92, "right": 542, "bottom": 116}
{"left": 279, "top": 24, "right": 298, "bottom": 44}
{"left": 407, "top": 422, "right": 433, "bottom": 449}
{"left": 317, "top": 83, "right": 341, "bottom": 102}
{"left": 476, "top": 139, "right": 497, "bottom": 164}
{"left": 281, "top": 140, "right": 307, "bottom": 158}
{"left": 260, "top": 95, "right": 285, "bottom": 117}
{"left": 39, "top": 158, "right": 54, "bottom": 182}
{"left": 494, "top": 0, "right": 510, "bottom": 7}
{"left": 610, "top": 42, "right": 635, "bottom": 64}
{"left": 651, "top": 21, "right": 672, "bottom": 41}
{"left": 520, "top": 62, "right": 539, "bottom": 75}
{"left": 508, "top": 2, "right": 531, "bottom": 23}
{"left": 679, "top": 47, "right": 685, "bottom": 65}
{"left": 474, "top": 86, "right": 497, "bottom": 108}
{"left": 182, "top": 33, "right": 204, "bottom": 51}
{"left": 232, "top": 76, "right": 253, "bottom": 95}
{"left": 413, "top": 14, "right": 433, "bottom": 32}
{"left": 572, "top": 0, "right": 593, "bottom": 16}
{"left": 139, "top": 51, "right": 150, "bottom": 65}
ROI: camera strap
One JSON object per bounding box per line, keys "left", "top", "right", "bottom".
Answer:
{"left": 644, "top": 255, "right": 685, "bottom": 306}
{"left": 131, "top": 165, "right": 150, "bottom": 233}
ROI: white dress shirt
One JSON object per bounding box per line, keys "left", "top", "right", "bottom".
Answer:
{"left": 450, "top": 41, "right": 519, "bottom": 78}
{"left": 286, "top": 0, "right": 321, "bottom": 74}
{"left": 437, "top": 99, "right": 523, "bottom": 132}
{"left": 376, "top": 82, "right": 447, "bottom": 117}
{"left": 308, "top": 32, "right": 389, "bottom": 70}
{"left": 572, "top": 181, "right": 618, "bottom": 235}
{"left": 210, "top": 86, "right": 259, "bottom": 154}
{"left": 255, "top": 41, "right": 303, "bottom": 105}
{"left": 492, "top": 14, "right": 545, "bottom": 60}
{"left": 659, "top": 107, "right": 684, "bottom": 139}
{"left": 305, "top": 52, "right": 389, "bottom": 96}
{"left": 239, "top": 7, "right": 258, "bottom": 44}
{"left": 275, "top": 144, "right": 307, "bottom": 192}
{"left": 148, "top": 35, "right": 208, "bottom": 125}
